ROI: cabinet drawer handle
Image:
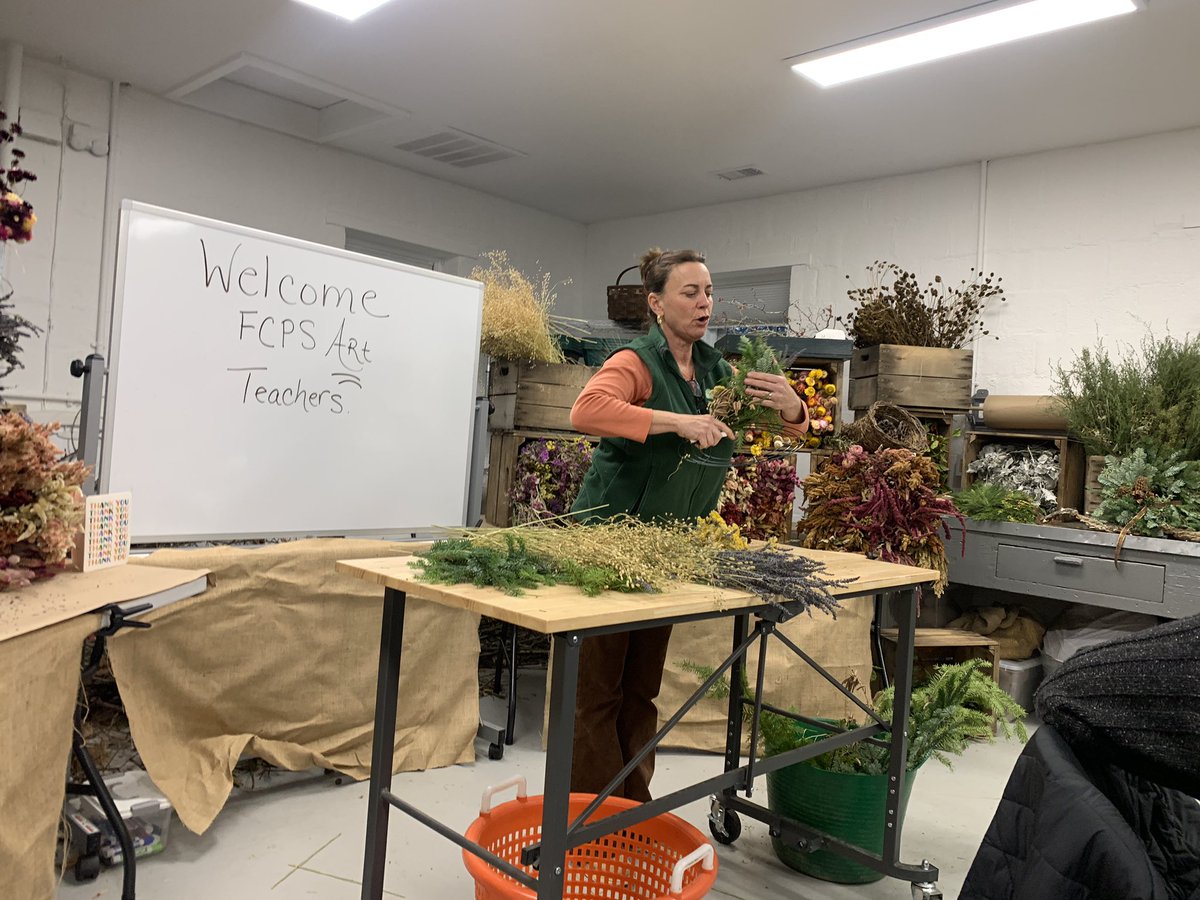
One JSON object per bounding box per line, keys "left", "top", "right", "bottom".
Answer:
{"left": 1053, "top": 556, "right": 1084, "bottom": 567}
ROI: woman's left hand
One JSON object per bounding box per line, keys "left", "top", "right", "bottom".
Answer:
{"left": 743, "top": 371, "right": 806, "bottom": 423}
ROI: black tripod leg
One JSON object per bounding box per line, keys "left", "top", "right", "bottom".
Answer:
{"left": 72, "top": 731, "right": 136, "bottom": 899}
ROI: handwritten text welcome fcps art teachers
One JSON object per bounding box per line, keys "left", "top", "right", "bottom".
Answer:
{"left": 201, "top": 239, "right": 390, "bottom": 415}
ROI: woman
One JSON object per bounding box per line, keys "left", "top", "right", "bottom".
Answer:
{"left": 568, "top": 247, "right": 809, "bottom": 801}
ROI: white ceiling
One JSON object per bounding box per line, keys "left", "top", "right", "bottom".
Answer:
{"left": 3, "top": 0, "right": 1199, "bottom": 223}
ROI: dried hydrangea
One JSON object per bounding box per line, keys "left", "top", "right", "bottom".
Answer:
{"left": 967, "top": 443, "right": 1059, "bottom": 510}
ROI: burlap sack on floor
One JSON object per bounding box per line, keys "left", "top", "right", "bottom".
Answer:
{"left": 0, "top": 613, "right": 99, "bottom": 900}
{"left": 114, "top": 539, "right": 479, "bottom": 834}
{"left": 659, "top": 595, "right": 875, "bottom": 750}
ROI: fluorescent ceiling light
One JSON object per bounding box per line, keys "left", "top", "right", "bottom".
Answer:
{"left": 790, "top": 0, "right": 1143, "bottom": 88}
{"left": 290, "top": 0, "right": 396, "bottom": 21}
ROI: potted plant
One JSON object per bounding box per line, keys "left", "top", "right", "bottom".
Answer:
{"left": 840, "top": 262, "right": 1005, "bottom": 412}
{"left": 761, "top": 660, "right": 1026, "bottom": 883}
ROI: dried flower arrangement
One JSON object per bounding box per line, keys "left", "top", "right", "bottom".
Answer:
{"left": 414, "top": 517, "right": 848, "bottom": 615}
{"left": 472, "top": 250, "right": 570, "bottom": 364}
{"left": 717, "top": 456, "right": 799, "bottom": 541}
{"left": 1053, "top": 332, "right": 1200, "bottom": 461}
{"left": 838, "top": 261, "right": 1005, "bottom": 349}
{"left": 507, "top": 436, "right": 593, "bottom": 524}
{"left": 0, "top": 414, "right": 89, "bottom": 589}
{"left": 0, "top": 109, "right": 37, "bottom": 244}
{"left": 967, "top": 443, "right": 1060, "bottom": 511}
{"left": 0, "top": 108, "right": 41, "bottom": 393}
{"left": 790, "top": 366, "right": 836, "bottom": 447}
{"left": 797, "top": 445, "right": 963, "bottom": 595}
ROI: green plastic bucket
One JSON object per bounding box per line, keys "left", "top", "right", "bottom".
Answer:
{"left": 764, "top": 723, "right": 919, "bottom": 884}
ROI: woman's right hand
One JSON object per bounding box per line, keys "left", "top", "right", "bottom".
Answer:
{"left": 676, "top": 414, "right": 734, "bottom": 449}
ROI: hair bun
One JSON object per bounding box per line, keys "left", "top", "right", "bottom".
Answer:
{"left": 639, "top": 247, "right": 664, "bottom": 284}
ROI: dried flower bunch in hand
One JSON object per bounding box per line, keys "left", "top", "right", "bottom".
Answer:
{"left": 839, "top": 261, "right": 1005, "bottom": 349}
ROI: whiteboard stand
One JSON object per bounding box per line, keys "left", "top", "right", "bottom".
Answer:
{"left": 102, "top": 202, "right": 483, "bottom": 543}
{"left": 70, "top": 352, "right": 105, "bottom": 496}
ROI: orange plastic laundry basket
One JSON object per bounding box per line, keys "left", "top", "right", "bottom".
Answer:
{"left": 463, "top": 777, "right": 717, "bottom": 900}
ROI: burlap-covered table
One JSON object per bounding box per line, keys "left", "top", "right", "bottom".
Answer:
{"left": 0, "top": 614, "right": 99, "bottom": 900}
{"left": 118, "top": 538, "right": 480, "bottom": 834}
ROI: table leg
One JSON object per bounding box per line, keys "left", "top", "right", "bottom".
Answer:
{"left": 361, "top": 588, "right": 407, "bottom": 900}
{"left": 536, "top": 632, "right": 581, "bottom": 899}
{"left": 882, "top": 587, "right": 916, "bottom": 865}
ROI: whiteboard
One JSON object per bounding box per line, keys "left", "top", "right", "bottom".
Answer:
{"left": 101, "top": 201, "right": 483, "bottom": 542}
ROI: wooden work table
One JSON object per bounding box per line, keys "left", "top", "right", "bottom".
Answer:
{"left": 339, "top": 545, "right": 942, "bottom": 900}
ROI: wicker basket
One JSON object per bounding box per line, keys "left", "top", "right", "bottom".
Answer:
{"left": 607, "top": 265, "right": 649, "bottom": 328}
{"left": 840, "top": 402, "right": 928, "bottom": 453}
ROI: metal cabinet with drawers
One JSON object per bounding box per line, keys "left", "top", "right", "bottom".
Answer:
{"left": 944, "top": 518, "right": 1200, "bottom": 619}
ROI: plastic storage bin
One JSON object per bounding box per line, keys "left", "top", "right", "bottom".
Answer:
{"left": 999, "top": 657, "right": 1044, "bottom": 712}
{"left": 65, "top": 768, "right": 173, "bottom": 865}
{"left": 464, "top": 776, "right": 717, "bottom": 899}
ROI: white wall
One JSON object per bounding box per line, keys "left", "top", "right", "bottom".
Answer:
{"left": 7, "top": 50, "right": 1200, "bottom": 422}
{"left": 1, "top": 61, "right": 588, "bottom": 422}
{"left": 586, "top": 129, "right": 1200, "bottom": 396}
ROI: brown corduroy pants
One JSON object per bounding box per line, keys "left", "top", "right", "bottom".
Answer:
{"left": 570, "top": 624, "right": 673, "bottom": 802}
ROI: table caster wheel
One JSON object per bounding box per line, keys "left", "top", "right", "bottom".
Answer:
{"left": 912, "top": 881, "right": 942, "bottom": 900}
{"left": 74, "top": 852, "right": 101, "bottom": 881}
{"left": 708, "top": 808, "right": 741, "bottom": 845}
{"left": 488, "top": 742, "right": 504, "bottom": 760}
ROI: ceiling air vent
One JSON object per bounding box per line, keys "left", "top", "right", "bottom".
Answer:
{"left": 715, "top": 166, "right": 765, "bottom": 181}
{"left": 395, "top": 130, "right": 524, "bottom": 168}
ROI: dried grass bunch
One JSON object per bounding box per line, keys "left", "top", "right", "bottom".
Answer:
{"left": 839, "top": 261, "right": 1005, "bottom": 349}
{"left": 418, "top": 516, "right": 848, "bottom": 615}
{"left": 473, "top": 250, "right": 568, "bottom": 363}
{"left": 0, "top": 414, "right": 89, "bottom": 589}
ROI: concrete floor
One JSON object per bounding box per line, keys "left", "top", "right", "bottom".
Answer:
{"left": 59, "top": 672, "right": 1029, "bottom": 900}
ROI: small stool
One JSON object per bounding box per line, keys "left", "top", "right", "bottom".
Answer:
{"left": 879, "top": 627, "right": 1000, "bottom": 688}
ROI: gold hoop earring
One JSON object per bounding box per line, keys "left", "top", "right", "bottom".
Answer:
{"left": 656, "top": 313, "right": 664, "bottom": 325}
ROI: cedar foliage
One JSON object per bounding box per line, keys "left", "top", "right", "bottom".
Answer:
{"left": 1053, "top": 333, "right": 1200, "bottom": 460}
{"left": 765, "top": 660, "right": 1026, "bottom": 775}
{"left": 707, "top": 334, "right": 784, "bottom": 436}
{"left": 1093, "top": 448, "right": 1200, "bottom": 538}
{"left": 953, "top": 482, "right": 1041, "bottom": 524}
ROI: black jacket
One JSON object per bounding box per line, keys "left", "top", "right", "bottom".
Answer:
{"left": 960, "top": 726, "right": 1200, "bottom": 900}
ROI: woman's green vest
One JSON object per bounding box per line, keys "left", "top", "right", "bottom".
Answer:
{"left": 572, "top": 325, "right": 733, "bottom": 523}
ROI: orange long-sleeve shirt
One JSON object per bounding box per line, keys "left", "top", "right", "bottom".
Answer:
{"left": 570, "top": 350, "right": 810, "bottom": 442}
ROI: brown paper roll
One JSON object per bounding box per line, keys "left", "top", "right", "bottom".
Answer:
{"left": 980, "top": 395, "right": 1069, "bottom": 432}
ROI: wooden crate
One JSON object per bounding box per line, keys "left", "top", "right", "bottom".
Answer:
{"left": 1084, "top": 454, "right": 1105, "bottom": 514}
{"left": 961, "top": 429, "right": 1086, "bottom": 511}
{"left": 848, "top": 344, "right": 972, "bottom": 411}
{"left": 879, "top": 627, "right": 1000, "bottom": 691}
{"left": 483, "top": 429, "right": 599, "bottom": 527}
{"left": 787, "top": 356, "right": 846, "bottom": 442}
{"left": 487, "top": 360, "right": 600, "bottom": 432}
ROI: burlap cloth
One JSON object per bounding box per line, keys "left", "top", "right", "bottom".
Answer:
{"left": 658, "top": 596, "right": 875, "bottom": 748}
{"left": 116, "top": 538, "right": 480, "bottom": 834}
{"left": 946, "top": 605, "right": 1046, "bottom": 660}
{"left": 0, "top": 613, "right": 100, "bottom": 900}
{"left": 545, "top": 596, "right": 874, "bottom": 751}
